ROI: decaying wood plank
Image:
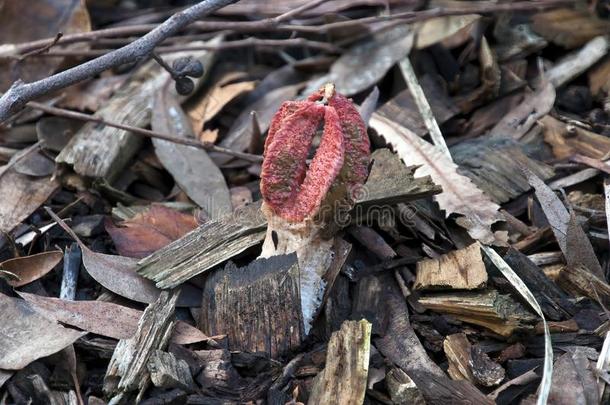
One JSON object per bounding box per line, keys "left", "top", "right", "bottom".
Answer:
{"left": 200, "top": 254, "right": 303, "bottom": 359}
{"left": 56, "top": 41, "right": 219, "bottom": 181}
{"left": 307, "top": 320, "right": 371, "bottom": 405}
{"left": 137, "top": 148, "right": 440, "bottom": 289}
{"left": 415, "top": 242, "right": 488, "bottom": 290}
{"left": 451, "top": 138, "right": 554, "bottom": 204}
{"left": 147, "top": 350, "right": 195, "bottom": 392}
{"left": 372, "top": 274, "right": 493, "bottom": 405}
{"left": 418, "top": 290, "right": 537, "bottom": 337}
{"left": 0, "top": 170, "right": 59, "bottom": 233}
{"left": 104, "top": 290, "right": 179, "bottom": 404}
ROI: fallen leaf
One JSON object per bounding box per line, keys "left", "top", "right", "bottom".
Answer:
{"left": 0, "top": 292, "right": 85, "bottom": 370}
{"left": 153, "top": 91, "right": 232, "bottom": 219}
{"left": 188, "top": 75, "right": 256, "bottom": 134}
{"left": 532, "top": 8, "right": 610, "bottom": 49}
{"left": 370, "top": 113, "right": 507, "bottom": 246}
{"left": 414, "top": 14, "right": 480, "bottom": 49}
{"left": 489, "top": 81, "right": 555, "bottom": 139}
{"left": 305, "top": 25, "right": 414, "bottom": 97}
{"left": 1, "top": 250, "right": 63, "bottom": 287}
{"left": 215, "top": 83, "right": 302, "bottom": 164}
{"left": 13, "top": 150, "right": 55, "bottom": 177}
{"left": 524, "top": 168, "right": 604, "bottom": 280}
{"left": 47, "top": 208, "right": 200, "bottom": 307}
{"left": 18, "top": 292, "right": 208, "bottom": 344}
{"left": 106, "top": 204, "right": 200, "bottom": 259}
{"left": 0, "top": 0, "right": 91, "bottom": 91}
{"left": 59, "top": 74, "right": 129, "bottom": 112}
{"left": 548, "top": 349, "right": 599, "bottom": 404}
{"left": 0, "top": 169, "right": 59, "bottom": 233}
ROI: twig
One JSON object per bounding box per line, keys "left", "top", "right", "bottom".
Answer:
{"left": 399, "top": 58, "right": 451, "bottom": 159}
{"left": 1, "top": 0, "right": 574, "bottom": 58}
{"left": 18, "top": 33, "right": 63, "bottom": 60}
{"left": 0, "top": 0, "right": 240, "bottom": 122}
{"left": 28, "top": 102, "right": 263, "bottom": 163}
{"left": 33, "top": 37, "right": 341, "bottom": 57}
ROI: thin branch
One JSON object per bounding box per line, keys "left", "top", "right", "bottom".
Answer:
{"left": 0, "top": 0, "right": 240, "bottom": 122}
{"left": 2, "top": 0, "right": 574, "bottom": 57}
{"left": 27, "top": 102, "right": 263, "bottom": 163}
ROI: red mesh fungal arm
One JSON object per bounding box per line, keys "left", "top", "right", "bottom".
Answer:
{"left": 260, "top": 85, "right": 370, "bottom": 223}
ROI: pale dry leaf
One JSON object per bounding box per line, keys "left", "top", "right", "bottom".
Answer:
{"left": 414, "top": 14, "right": 480, "bottom": 49}
{"left": 305, "top": 25, "right": 414, "bottom": 97}
{"left": 370, "top": 113, "right": 507, "bottom": 246}
{"left": 152, "top": 91, "right": 232, "bottom": 219}
{"left": 0, "top": 292, "right": 85, "bottom": 370}
{"left": 188, "top": 78, "right": 256, "bottom": 134}
{"left": 18, "top": 292, "right": 209, "bottom": 344}
{"left": 1, "top": 250, "right": 63, "bottom": 287}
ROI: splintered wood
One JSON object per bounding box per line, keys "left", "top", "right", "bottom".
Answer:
{"left": 415, "top": 242, "right": 488, "bottom": 290}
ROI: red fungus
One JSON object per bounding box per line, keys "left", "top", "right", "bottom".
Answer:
{"left": 260, "top": 85, "right": 370, "bottom": 223}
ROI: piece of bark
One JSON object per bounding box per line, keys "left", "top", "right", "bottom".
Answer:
{"left": 503, "top": 248, "right": 575, "bottom": 320}
{"left": 0, "top": 170, "right": 59, "bottom": 233}
{"left": 418, "top": 290, "right": 537, "bottom": 337}
{"left": 451, "top": 138, "right": 554, "bottom": 204}
{"left": 444, "top": 333, "right": 476, "bottom": 382}
{"left": 386, "top": 367, "right": 425, "bottom": 405}
{"left": 557, "top": 265, "right": 610, "bottom": 305}
{"left": 199, "top": 254, "right": 303, "bottom": 359}
{"left": 373, "top": 274, "right": 492, "bottom": 404}
{"left": 137, "top": 148, "right": 440, "bottom": 288}
{"left": 548, "top": 349, "right": 599, "bottom": 405}
{"left": 541, "top": 115, "right": 610, "bottom": 160}
{"left": 348, "top": 226, "right": 396, "bottom": 260}
{"left": 415, "top": 242, "right": 488, "bottom": 291}
{"left": 307, "top": 320, "right": 371, "bottom": 405}
{"left": 147, "top": 350, "right": 195, "bottom": 392}
{"left": 56, "top": 43, "right": 218, "bottom": 181}
{"left": 470, "top": 345, "right": 505, "bottom": 387}
{"left": 193, "top": 349, "right": 243, "bottom": 395}
{"left": 104, "top": 290, "right": 179, "bottom": 404}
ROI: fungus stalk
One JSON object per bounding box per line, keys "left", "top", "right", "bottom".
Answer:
{"left": 259, "top": 84, "right": 370, "bottom": 332}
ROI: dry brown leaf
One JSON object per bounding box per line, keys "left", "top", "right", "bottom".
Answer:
{"left": 59, "top": 74, "right": 129, "bottom": 112}
{"left": 0, "top": 169, "right": 59, "bottom": 233}
{"left": 489, "top": 81, "right": 555, "bottom": 139}
{"left": 1, "top": 250, "right": 63, "bottom": 287}
{"left": 188, "top": 77, "right": 256, "bottom": 134}
{"left": 524, "top": 169, "right": 604, "bottom": 280}
{"left": 0, "top": 292, "right": 85, "bottom": 370}
{"left": 48, "top": 208, "right": 200, "bottom": 306}
{"left": 370, "top": 113, "right": 507, "bottom": 246}
{"left": 18, "top": 292, "right": 209, "bottom": 345}
{"left": 532, "top": 8, "right": 610, "bottom": 49}
{"left": 152, "top": 92, "right": 232, "bottom": 218}
{"left": 0, "top": 0, "right": 91, "bottom": 91}
{"left": 106, "top": 204, "right": 199, "bottom": 259}
{"left": 414, "top": 14, "right": 480, "bottom": 49}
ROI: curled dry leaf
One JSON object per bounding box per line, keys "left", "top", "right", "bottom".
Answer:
{"left": 0, "top": 0, "right": 91, "bottom": 90}
{"left": 106, "top": 204, "right": 200, "bottom": 259}
{"left": 1, "top": 250, "right": 63, "bottom": 287}
{"left": 0, "top": 292, "right": 85, "bottom": 370}
{"left": 370, "top": 113, "right": 507, "bottom": 246}
{"left": 47, "top": 208, "right": 199, "bottom": 307}
{"left": 18, "top": 292, "right": 208, "bottom": 345}
{"left": 152, "top": 91, "right": 232, "bottom": 219}
{"left": 414, "top": 14, "right": 481, "bottom": 49}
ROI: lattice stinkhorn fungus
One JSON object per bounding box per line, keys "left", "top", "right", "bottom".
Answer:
{"left": 260, "top": 84, "right": 370, "bottom": 333}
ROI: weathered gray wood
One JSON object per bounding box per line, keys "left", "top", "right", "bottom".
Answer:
{"left": 307, "top": 320, "right": 371, "bottom": 405}
{"left": 137, "top": 148, "right": 440, "bottom": 288}
{"left": 451, "top": 138, "right": 554, "bottom": 204}
{"left": 104, "top": 290, "right": 179, "bottom": 404}
{"left": 147, "top": 350, "right": 195, "bottom": 392}
{"left": 200, "top": 254, "right": 303, "bottom": 359}
{"left": 386, "top": 367, "right": 425, "bottom": 405}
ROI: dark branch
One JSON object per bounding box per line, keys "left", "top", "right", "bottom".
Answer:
{"left": 0, "top": 0, "right": 239, "bottom": 122}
